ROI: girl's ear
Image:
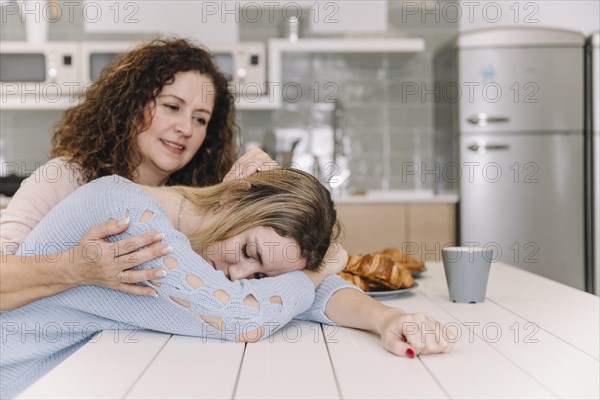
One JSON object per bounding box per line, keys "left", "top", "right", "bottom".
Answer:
{"left": 218, "top": 180, "right": 251, "bottom": 207}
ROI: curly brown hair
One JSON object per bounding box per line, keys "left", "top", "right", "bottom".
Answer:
{"left": 51, "top": 37, "right": 238, "bottom": 187}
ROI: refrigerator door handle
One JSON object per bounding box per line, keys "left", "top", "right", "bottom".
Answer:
{"left": 467, "top": 114, "right": 510, "bottom": 125}
{"left": 467, "top": 143, "right": 510, "bottom": 152}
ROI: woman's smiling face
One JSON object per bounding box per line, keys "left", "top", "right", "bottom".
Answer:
{"left": 135, "top": 71, "right": 215, "bottom": 186}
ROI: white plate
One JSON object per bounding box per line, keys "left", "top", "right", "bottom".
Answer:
{"left": 410, "top": 267, "right": 427, "bottom": 278}
{"left": 367, "top": 282, "right": 420, "bottom": 299}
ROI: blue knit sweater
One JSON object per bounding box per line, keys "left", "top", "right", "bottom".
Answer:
{"left": 0, "top": 176, "right": 356, "bottom": 398}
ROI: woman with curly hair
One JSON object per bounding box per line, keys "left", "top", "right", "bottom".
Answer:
{"left": 0, "top": 38, "right": 274, "bottom": 310}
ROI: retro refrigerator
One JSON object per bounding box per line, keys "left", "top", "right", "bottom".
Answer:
{"left": 435, "top": 27, "right": 589, "bottom": 291}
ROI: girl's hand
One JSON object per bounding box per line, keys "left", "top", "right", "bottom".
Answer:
{"left": 303, "top": 243, "right": 348, "bottom": 289}
{"left": 375, "top": 308, "right": 455, "bottom": 358}
{"left": 68, "top": 218, "right": 172, "bottom": 297}
{"left": 320, "top": 243, "right": 348, "bottom": 276}
{"left": 223, "top": 148, "right": 278, "bottom": 182}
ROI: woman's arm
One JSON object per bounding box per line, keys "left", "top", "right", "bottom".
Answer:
{"left": 0, "top": 159, "right": 170, "bottom": 311}
{"left": 295, "top": 243, "right": 453, "bottom": 357}
{"left": 324, "top": 288, "right": 454, "bottom": 357}
{"left": 0, "top": 158, "right": 81, "bottom": 248}
{"left": 0, "top": 218, "right": 170, "bottom": 311}
{"left": 223, "top": 148, "right": 278, "bottom": 182}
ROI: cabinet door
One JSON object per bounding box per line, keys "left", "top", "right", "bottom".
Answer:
{"left": 407, "top": 204, "right": 456, "bottom": 262}
{"left": 336, "top": 203, "right": 456, "bottom": 261}
{"left": 335, "top": 204, "right": 407, "bottom": 255}
{"left": 309, "top": 1, "right": 387, "bottom": 34}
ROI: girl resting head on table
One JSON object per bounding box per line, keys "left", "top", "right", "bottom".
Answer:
{"left": 0, "top": 37, "right": 275, "bottom": 310}
{"left": 0, "top": 168, "right": 453, "bottom": 399}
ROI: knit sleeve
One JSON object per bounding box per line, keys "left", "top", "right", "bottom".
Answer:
{"left": 15, "top": 176, "right": 316, "bottom": 342}
{"left": 294, "top": 274, "right": 363, "bottom": 325}
{"left": 135, "top": 225, "right": 316, "bottom": 342}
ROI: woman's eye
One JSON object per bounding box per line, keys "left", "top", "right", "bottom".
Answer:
{"left": 253, "top": 273, "right": 267, "bottom": 279}
{"left": 164, "top": 104, "right": 179, "bottom": 111}
{"left": 193, "top": 116, "right": 207, "bottom": 126}
{"left": 242, "top": 244, "right": 251, "bottom": 260}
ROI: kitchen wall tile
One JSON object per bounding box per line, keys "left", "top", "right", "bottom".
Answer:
{"left": 389, "top": 105, "right": 434, "bottom": 128}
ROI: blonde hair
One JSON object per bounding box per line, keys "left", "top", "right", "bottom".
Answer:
{"left": 171, "top": 169, "right": 340, "bottom": 271}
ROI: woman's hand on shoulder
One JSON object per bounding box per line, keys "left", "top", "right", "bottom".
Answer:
{"left": 67, "top": 218, "right": 172, "bottom": 296}
{"left": 375, "top": 308, "right": 455, "bottom": 358}
{"left": 223, "top": 148, "right": 278, "bottom": 182}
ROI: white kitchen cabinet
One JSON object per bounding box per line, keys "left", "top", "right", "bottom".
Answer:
{"left": 82, "top": 1, "right": 238, "bottom": 44}
{"left": 308, "top": 0, "right": 388, "bottom": 34}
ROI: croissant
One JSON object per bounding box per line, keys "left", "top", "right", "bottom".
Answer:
{"left": 338, "top": 271, "right": 372, "bottom": 292}
{"left": 379, "top": 248, "right": 426, "bottom": 273}
{"left": 343, "top": 254, "right": 414, "bottom": 290}
{"left": 338, "top": 271, "right": 398, "bottom": 292}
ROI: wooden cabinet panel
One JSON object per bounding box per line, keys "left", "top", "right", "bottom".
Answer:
{"left": 335, "top": 204, "right": 407, "bottom": 255}
{"left": 407, "top": 204, "right": 456, "bottom": 262}
{"left": 335, "top": 203, "right": 456, "bottom": 261}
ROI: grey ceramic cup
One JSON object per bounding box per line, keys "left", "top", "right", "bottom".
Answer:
{"left": 442, "top": 246, "right": 494, "bottom": 303}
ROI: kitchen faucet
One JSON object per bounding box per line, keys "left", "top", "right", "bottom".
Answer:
{"left": 330, "top": 100, "right": 351, "bottom": 194}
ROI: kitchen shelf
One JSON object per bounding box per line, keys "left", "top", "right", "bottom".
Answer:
{"left": 268, "top": 38, "right": 426, "bottom": 53}
{"left": 1, "top": 95, "right": 81, "bottom": 110}
{"left": 1, "top": 94, "right": 276, "bottom": 111}
{"left": 1, "top": 38, "right": 425, "bottom": 111}
{"left": 266, "top": 37, "right": 425, "bottom": 109}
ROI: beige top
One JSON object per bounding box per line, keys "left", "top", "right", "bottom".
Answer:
{"left": 0, "top": 157, "right": 84, "bottom": 253}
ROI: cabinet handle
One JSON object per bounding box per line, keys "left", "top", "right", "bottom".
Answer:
{"left": 467, "top": 114, "right": 510, "bottom": 125}
{"left": 467, "top": 143, "right": 510, "bottom": 152}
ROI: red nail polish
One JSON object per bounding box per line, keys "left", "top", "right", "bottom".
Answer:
{"left": 406, "top": 348, "right": 415, "bottom": 358}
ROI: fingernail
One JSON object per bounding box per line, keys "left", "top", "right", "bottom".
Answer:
{"left": 161, "top": 245, "right": 173, "bottom": 254}
{"left": 154, "top": 232, "right": 165, "bottom": 241}
{"left": 152, "top": 291, "right": 159, "bottom": 298}
{"left": 119, "top": 216, "right": 130, "bottom": 226}
{"left": 155, "top": 270, "right": 167, "bottom": 278}
{"left": 406, "top": 348, "right": 415, "bottom": 359}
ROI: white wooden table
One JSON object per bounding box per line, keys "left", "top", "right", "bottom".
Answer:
{"left": 18, "top": 262, "right": 600, "bottom": 399}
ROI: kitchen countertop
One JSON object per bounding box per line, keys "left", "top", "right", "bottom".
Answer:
{"left": 0, "top": 191, "right": 460, "bottom": 210}
{"left": 0, "top": 195, "right": 10, "bottom": 209}
{"left": 332, "top": 190, "right": 459, "bottom": 204}
{"left": 18, "top": 262, "right": 599, "bottom": 399}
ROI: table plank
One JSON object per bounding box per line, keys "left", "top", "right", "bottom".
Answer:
{"left": 324, "top": 322, "right": 449, "bottom": 400}
{"left": 126, "top": 335, "right": 245, "bottom": 399}
{"left": 368, "top": 291, "right": 554, "bottom": 399}
{"left": 485, "top": 263, "right": 599, "bottom": 358}
{"left": 415, "top": 263, "right": 600, "bottom": 399}
{"left": 488, "top": 263, "right": 599, "bottom": 322}
{"left": 234, "top": 320, "right": 338, "bottom": 399}
{"left": 17, "top": 330, "right": 170, "bottom": 400}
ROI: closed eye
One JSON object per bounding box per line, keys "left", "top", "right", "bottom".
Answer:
{"left": 242, "top": 244, "right": 251, "bottom": 260}
{"left": 163, "top": 103, "right": 179, "bottom": 111}
{"left": 193, "top": 116, "right": 207, "bottom": 126}
{"left": 253, "top": 272, "right": 267, "bottom": 279}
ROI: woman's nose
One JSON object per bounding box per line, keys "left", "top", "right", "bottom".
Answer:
{"left": 227, "top": 262, "right": 257, "bottom": 281}
{"left": 175, "top": 116, "right": 192, "bottom": 137}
